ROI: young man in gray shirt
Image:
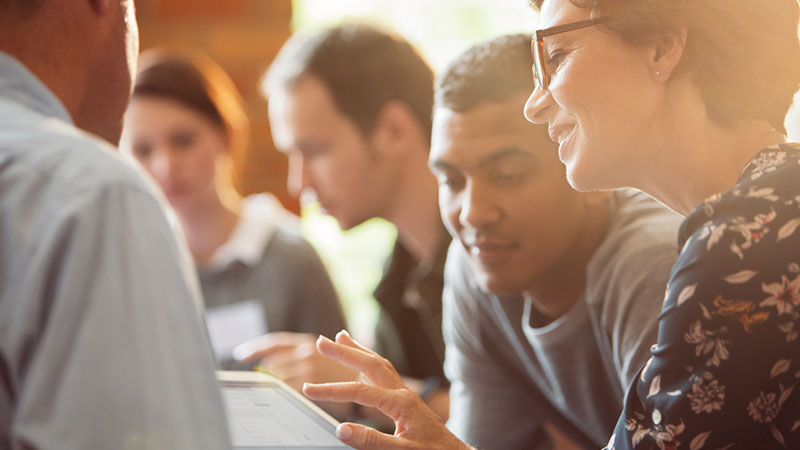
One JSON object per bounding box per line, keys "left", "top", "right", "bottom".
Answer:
{"left": 434, "top": 34, "right": 681, "bottom": 450}
{"left": 302, "top": 34, "right": 681, "bottom": 450}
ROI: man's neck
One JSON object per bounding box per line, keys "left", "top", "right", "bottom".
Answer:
{"left": 176, "top": 193, "right": 241, "bottom": 267}
{"left": 1, "top": 9, "right": 89, "bottom": 133}
{"left": 522, "top": 198, "right": 610, "bottom": 321}
{"left": 384, "top": 155, "right": 443, "bottom": 265}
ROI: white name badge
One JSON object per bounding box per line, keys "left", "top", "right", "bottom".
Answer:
{"left": 205, "top": 300, "right": 267, "bottom": 362}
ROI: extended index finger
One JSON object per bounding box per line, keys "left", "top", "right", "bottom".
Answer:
{"left": 335, "top": 330, "right": 378, "bottom": 354}
{"left": 233, "top": 332, "right": 314, "bottom": 362}
{"left": 316, "top": 336, "right": 404, "bottom": 389}
{"left": 303, "top": 382, "right": 418, "bottom": 423}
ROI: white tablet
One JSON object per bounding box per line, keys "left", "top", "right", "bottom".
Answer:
{"left": 217, "top": 371, "right": 354, "bottom": 450}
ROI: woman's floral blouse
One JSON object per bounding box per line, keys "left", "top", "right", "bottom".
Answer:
{"left": 608, "top": 144, "right": 800, "bottom": 449}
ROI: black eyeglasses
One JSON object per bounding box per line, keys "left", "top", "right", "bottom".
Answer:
{"left": 532, "top": 16, "right": 611, "bottom": 91}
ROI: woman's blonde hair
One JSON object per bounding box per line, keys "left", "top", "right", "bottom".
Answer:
{"left": 531, "top": 0, "right": 800, "bottom": 133}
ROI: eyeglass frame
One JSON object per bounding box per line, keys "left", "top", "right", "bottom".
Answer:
{"left": 532, "top": 16, "right": 612, "bottom": 91}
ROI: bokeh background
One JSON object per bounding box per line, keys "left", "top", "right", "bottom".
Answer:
{"left": 135, "top": 0, "right": 800, "bottom": 339}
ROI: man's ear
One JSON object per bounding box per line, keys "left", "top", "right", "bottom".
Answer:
{"left": 643, "top": 27, "right": 688, "bottom": 82}
{"left": 88, "top": 0, "right": 111, "bottom": 15}
{"left": 371, "top": 100, "right": 425, "bottom": 158}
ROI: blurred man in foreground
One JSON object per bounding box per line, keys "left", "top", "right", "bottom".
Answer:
{"left": 0, "top": 0, "right": 229, "bottom": 447}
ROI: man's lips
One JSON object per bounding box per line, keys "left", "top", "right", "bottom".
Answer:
{"left": 465, "top": 241, "right": 518, "bottom": 266}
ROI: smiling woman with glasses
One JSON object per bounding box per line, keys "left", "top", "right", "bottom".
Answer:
{"left": 523, "top": 0, "right": 800, "bottom": 449}
{"left": 273, "top": 0, "right": 800, "bottom": 449}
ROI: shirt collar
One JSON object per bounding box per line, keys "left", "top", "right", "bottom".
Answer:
{"left": 373, "top": 223, "right": 451, "bottom": 309}
{"left": 738, "top": 143, "right": 800, "bottom": 182}
{"left": 0, "top": 52, "right": 73, "bottom": 124}
{"left": 206, "top": 194, "right": 299, "bottom": 270}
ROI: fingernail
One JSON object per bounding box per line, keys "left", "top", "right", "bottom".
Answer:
{"left": 336, "top": 424, "right": 353, "bottom": 440}
{"left": 231, "top": 344, "right": 250, "bottom": 361}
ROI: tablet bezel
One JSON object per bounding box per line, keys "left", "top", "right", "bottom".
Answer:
{"left": 217, "top": 370, "right": 352, "bottom": 450}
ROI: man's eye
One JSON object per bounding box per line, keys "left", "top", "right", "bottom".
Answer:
{"left": 300, "top": 144, "right": 328, "bottom": 159}
{"left": 492, "top": 172, "right": 527, "bottom": 187}
{"left": 133, "top": 145, "right": 152, "bottom": 160}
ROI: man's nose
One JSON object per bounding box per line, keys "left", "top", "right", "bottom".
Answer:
{"left": 458, "top": 182, "right": 501, "bottom": 229}
{"left": 286, "top": 155, "right": 311, "bottom": 198}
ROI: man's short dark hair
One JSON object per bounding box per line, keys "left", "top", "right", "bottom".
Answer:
{"left": 263, "top": 23, "right": 434, "bottom": 142}
{"left": 436, "top": 33, "right": 533, "bottom": 112}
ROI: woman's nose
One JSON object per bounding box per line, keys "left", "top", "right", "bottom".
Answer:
{"left": 524, "top": 86, "right": 549, "bottom": 124}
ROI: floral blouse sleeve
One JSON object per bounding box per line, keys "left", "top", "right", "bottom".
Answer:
{"left": 607, "top": 144, "right": 800, "bottom": 450}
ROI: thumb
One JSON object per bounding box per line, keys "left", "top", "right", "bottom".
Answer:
{"left": 335, "top": 423, "right": 403, "bottom": 450}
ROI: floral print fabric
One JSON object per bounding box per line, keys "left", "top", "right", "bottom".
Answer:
{"left": 608, "top": 144, "right": 800, "bottom": 449}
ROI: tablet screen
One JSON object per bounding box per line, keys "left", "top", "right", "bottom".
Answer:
{"left": 219, "top": 377, "right": 353, "bottom": 450}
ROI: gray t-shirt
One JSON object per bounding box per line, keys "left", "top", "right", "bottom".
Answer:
{"left": 198, "top": 196, "right": 346, "bottom": 368}
{"left": 444, "top": 189, "right": 681, "bottom": 450}
{"left": 0, "top": 52, "right": 230, "bottom": 449}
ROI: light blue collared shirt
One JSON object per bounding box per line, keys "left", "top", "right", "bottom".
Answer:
{"left": 0, "top": 52, "right": 231, "bottom": 449}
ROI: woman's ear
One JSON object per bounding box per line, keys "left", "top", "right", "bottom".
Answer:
{"left": 644, "top": 27, "right": 688, "bottom": 82}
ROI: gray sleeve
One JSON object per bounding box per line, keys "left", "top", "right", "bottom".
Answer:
{"left": 590, "top": 212, "right": 679, "bottom": 392}
{"left": 279, "top": 232, "right": 347, "bottom": 339}
{"left": 11, "top": 184, "right": 230, "bottom": 449}
{"left": 371, "top": 308, "right": 407, "bottom": 374}
{"left": 443, "top": 246, "right": 549, "bottom": 450}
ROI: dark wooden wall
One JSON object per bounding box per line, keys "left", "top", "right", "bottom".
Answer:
{"left": 135, "top": 0, "right": 298, "bottom": 212}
